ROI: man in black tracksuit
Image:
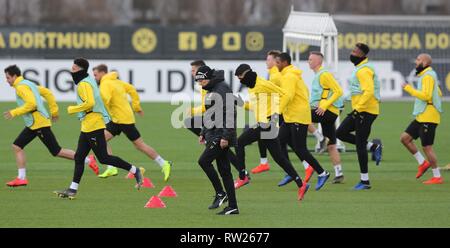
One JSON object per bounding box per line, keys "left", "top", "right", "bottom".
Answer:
{"left": 196, "top": 65, "right": 239, "bottom": 215}
{"left": 184, "top": 60, "right": 242, "bottom": 175}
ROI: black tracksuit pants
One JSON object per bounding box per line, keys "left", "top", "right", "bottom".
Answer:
{"left": 198, "top": 141, "right": 238, "bottom": 209}
{"left": 73, "top": 129, "right": 132, "bottom": 184}
{"left": 184, "top": 116, "right": 241, "bottom": 174}
{"left": 279, "top": 122, "right": 325, "bottom": 175}
{"left": 336, "top": 111, "right": 377, "bottom": 174}
{"left": 257, "top": 141, "right": 267, "bottom": 159}
{"left": 231, "top": 125, "right": 304, "bottom": 187}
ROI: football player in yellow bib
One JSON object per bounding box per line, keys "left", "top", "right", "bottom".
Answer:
{"left": 308, "top": 51, "right": 345, "bottom": 184}
{"left": 336, "top": 43, "right": 382, "bottom": 190}
{"left": 401, "top": 53, "right": 443, "bottom": 184}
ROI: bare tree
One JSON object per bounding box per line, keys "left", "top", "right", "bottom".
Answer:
{"left": 0, "top": 0, "right": 40, "bottom": 25}
{"left": 39, "top": 0, "right": 117, "bottom": 25}
{"left": 1, "top": 0, "right": 449, "bottom": 26}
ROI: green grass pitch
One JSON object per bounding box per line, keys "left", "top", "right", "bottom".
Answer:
{"left": 0, "top": 102, "right": 449, "bottom": 227}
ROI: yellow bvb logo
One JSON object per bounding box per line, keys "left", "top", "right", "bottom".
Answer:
{"left": 246, "top": 32, "right": 264, "bottom": 51}
{"left": 132, "top": 28, "right": 157, "bottom": 54}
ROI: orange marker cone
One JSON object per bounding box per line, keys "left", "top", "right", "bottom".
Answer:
{"left": 144, "top": 196, "right": 166, "bottom": 208}
{"left": 142, "top": 177, "right": 155, "bottom": 188}
{"left": 125, "top": 172, "right": 134, "bottom": 179}
{"left": 158, "top": 186, "right": 177, "bottom": 197}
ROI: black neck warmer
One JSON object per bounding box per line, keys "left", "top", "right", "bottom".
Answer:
{"left": 240, "top": 71, "right": 257, "bottom": 88}
{"left": 415, "top": 65, "right": 429, "bottom": 75}
{"left": 71, "top": 70, "right": 89, "bottom": 85}
{"left": 350, "top": 55, "right": 366, "bottom": 66}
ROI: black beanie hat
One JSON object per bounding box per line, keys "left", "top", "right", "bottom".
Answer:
{"left": 356, "top": 43, "right": 370, "bottom": 55}
{"left": 235, "top": 64, "right": 251, "bottom": 76}
{"left": 195, "top": 65, "right": 214, "bottom": 81}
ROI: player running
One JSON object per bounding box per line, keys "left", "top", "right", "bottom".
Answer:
{"left": 401, "top": 53, "right": 443, "bottom": 184}
{"left": 3, "top": 65, "right": 98, "bottom": 187}
{"left": 336, "top": 43, "right": 382, "bottom": 190}
{"left": 307, "top": 51, "right": 345, "bottom": 184}
{"left": 92, "top": 64, "right": 172, "bottom": 181}
{"left": 54, "top": 58, "right": 143, "bottom": 199}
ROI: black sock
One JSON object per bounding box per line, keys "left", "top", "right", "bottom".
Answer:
{"left": 239, "top": 169, "right": 248, "bottom": 180}
{"left": 294, "top": 176, "right": 303, "bottom": 188}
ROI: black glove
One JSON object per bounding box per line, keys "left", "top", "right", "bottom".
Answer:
{"left": 351, "top": 109, "right": 360, "bottom": 116}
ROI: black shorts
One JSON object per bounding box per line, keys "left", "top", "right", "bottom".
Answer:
{"left": 311, "top": 109, "right": 338, "bottom": 145}
{"left": 13, "top": 127, "right": 62, "bottom": 156}
{"left": 405, "top": 120, "right": 437, "bottom": 146}
{"left": 106, "top": 122, "right": 141, "bottom": 142}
